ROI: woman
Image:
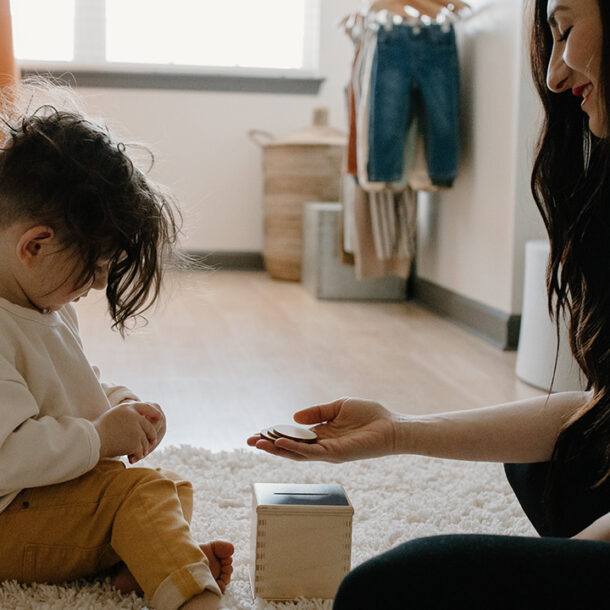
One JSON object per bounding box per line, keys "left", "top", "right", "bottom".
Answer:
{"left": 248, "top": 1, "right": 610, "bottom": 607}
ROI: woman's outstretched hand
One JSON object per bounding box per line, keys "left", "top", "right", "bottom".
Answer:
{"left": 246, "top": 397, "right": 398, "bottom": 462}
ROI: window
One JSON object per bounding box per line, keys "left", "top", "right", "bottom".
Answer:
{"left": 11, "top": 0, "right": 321, "bottom": 76}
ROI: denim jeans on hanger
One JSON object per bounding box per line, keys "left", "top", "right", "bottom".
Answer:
{"left": 368, "top": 23, "right": 460, "bottom": 187}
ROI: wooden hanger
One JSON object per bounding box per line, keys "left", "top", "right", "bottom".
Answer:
{"left": 369, "top": 0, "right": 470, "bottom": 20}
{"left": 338, "top": 11, "right": 365, "bottom": 39}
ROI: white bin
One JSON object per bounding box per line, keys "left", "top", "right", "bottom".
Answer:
{"left": 516, "top": 240, "right": 585, "bottom": 392}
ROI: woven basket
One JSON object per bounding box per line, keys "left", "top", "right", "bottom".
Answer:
{"left": 250, "top": 108, "right": 346, "bottom": 281}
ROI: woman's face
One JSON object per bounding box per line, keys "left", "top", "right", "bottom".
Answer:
{"left": 546, "top": 0, "right": 606, "bottom": 137}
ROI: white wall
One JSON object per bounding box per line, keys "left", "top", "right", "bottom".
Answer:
{"left": 77, "top": 0, "right": 544, "bottom": 317}
{"left": 78, "top": 0, "right": 358, "bottom": 252}
{"left": 417, "top": 0, "right": 546, "bottom": 315}
{"left": 509, "top": 3, "right": 548, "bottom": 314}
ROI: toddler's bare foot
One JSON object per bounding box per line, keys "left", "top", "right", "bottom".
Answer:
{"left": 110, "top": 540, "right": 234, "bottom": 597}
{"left": 200, "top": 540, "right": 234, "bottom": 593}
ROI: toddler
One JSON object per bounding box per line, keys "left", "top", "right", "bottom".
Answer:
{"left": 0, "top": 93, "right": 233, "bottom": 610}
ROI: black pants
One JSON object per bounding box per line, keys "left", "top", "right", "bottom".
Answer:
{"left": 333, "top": 462, "right": 610, "bottom": 609}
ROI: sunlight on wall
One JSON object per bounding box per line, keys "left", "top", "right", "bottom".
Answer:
{"left": 11, "top": 0, "right": 313, "bottom": 71}
{"left": 12, "top": 0, "right": 74, "bottom": 61}
{"left": 105, "top": 0, "right": 307, "bottom": 69}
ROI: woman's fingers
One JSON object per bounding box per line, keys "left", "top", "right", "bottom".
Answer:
{"left": 248, "top": 431, "right": 324, "bottom": 454}
{"left": 252, "top": 437, "right": 333, "bottom": 461}
{"left": 252, "top": 439, "right": 308, "bottom": 461}
{"left": 274, "top": 437, "right": 329, "bottom": 457}
{"left": 293, "top": 398, "right": 346, "bottom": 425}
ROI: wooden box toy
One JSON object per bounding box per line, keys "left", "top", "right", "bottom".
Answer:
{"left": 250, "top": 482, "right": 354, "bottom": 600}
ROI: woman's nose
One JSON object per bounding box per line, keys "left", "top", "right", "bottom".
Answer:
{"left": 547, "top": 49, "right": 571, "bottom": 93}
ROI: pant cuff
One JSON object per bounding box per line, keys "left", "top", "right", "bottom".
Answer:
{"left": 150, "top": 562, "right": 222, "bottom": 610}
{"left": 430, "top": 177, "right": 456, "bottom": 188}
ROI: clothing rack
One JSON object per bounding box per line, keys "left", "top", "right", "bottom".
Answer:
{"left": 339, "top": 0, "right": 469, "bottom": 280}
{"left": 340, "top": 0, "right": 480, "bottom": 37}
{"left": 369, "top": 0, "right": 471, "bottom": 21}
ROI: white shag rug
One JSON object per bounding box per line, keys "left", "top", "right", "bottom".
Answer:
{"left": 0, "top": 447, "right": 536, "bottom": 609}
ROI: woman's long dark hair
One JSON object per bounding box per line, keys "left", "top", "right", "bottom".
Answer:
{"left": 530, "top": 0, "right": 610, "bottom": 505}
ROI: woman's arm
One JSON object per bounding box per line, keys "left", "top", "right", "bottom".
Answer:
{"left": 398, "top": 391, "right": 590, "bottom": 463}
{"left": 573, "top": 512, "right": 610, "bottom": 542}
{"left": 248, "top": 391, "right": 591, "bottom": 464}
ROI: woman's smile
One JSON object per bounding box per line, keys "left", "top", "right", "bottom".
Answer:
{"left": 573, "top": 83, "right": 594, "bottom": 108}
{"left": 546, "top": 0, "right": 605, "bottom": 136}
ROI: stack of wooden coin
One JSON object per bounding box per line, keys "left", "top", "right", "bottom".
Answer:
{"left": 260, "top": 424, "right": 318, "bottom": 444}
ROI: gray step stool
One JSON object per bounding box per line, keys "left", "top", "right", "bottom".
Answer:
{"left": 302, "top": 202, "right": 406, "bottom": 300}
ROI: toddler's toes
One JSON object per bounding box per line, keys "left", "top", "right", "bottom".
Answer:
{"left": 200, "top": 540, "right": 235, "bottom": 587}
{"left": 199, "top": 543, "right": 220, "bottom": 579}
{"left": 211, "top": 540, "right": 234, "bottom": 559}
{"left": 219, "top": 563, "right": 233, "bottom": 586}
{"left": 220, "top": 571, "right": 232, "bottom": 583}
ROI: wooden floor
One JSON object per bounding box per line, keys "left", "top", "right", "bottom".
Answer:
{"left": 75, "top": 270, "right": 544, "bottom": 451}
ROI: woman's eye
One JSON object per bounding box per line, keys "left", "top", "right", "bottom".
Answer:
{"left": 558, "top": 26, "right": 573, "bottom": 42}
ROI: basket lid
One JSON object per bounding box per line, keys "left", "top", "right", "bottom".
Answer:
{"left": 265, "top": 108, "right": 346, "bottom": 147}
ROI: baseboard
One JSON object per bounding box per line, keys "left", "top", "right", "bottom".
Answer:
{"left": 185, "top": 250, "right": 265, "bottom": 271}
{"left": 412, "top": 277, "right": 521, "bottom": 351}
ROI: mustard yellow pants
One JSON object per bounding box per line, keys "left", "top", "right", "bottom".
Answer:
{"left": 0, "top": 460, "right": 220, "bottom": 610}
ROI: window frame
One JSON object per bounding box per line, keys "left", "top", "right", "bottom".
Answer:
{"left": 13, "top": 0, "right": 324, "bottom": 94}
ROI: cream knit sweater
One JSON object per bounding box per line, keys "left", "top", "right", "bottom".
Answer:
{"left": 0, "top": 298, "right": 138, "bottom": 512}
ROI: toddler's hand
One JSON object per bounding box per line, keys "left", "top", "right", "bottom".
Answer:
{"left": 93, "top": 402, "right": 159, "bottom": 461}
{"left": 127, "top": 401, "right": 166, "bottom": 462}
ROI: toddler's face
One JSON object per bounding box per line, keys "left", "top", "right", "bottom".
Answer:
{"left": 30, "top": 247, "right": 109, "bottom": 312}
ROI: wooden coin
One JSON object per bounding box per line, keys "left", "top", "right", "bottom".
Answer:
{"left": 272, "top": 424, "right": 318, "bottom": 443}
{"left": 260, "top": 427, "right": 280, "bottom": 441}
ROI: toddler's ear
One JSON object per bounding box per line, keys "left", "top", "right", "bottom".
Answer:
{"left": 16, "top": 226, "right": 55, "bottom": 266}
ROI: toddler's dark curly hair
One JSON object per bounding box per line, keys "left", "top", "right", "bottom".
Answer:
{"left": 0, "top": 104, "right": 181, "bottom": 334}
